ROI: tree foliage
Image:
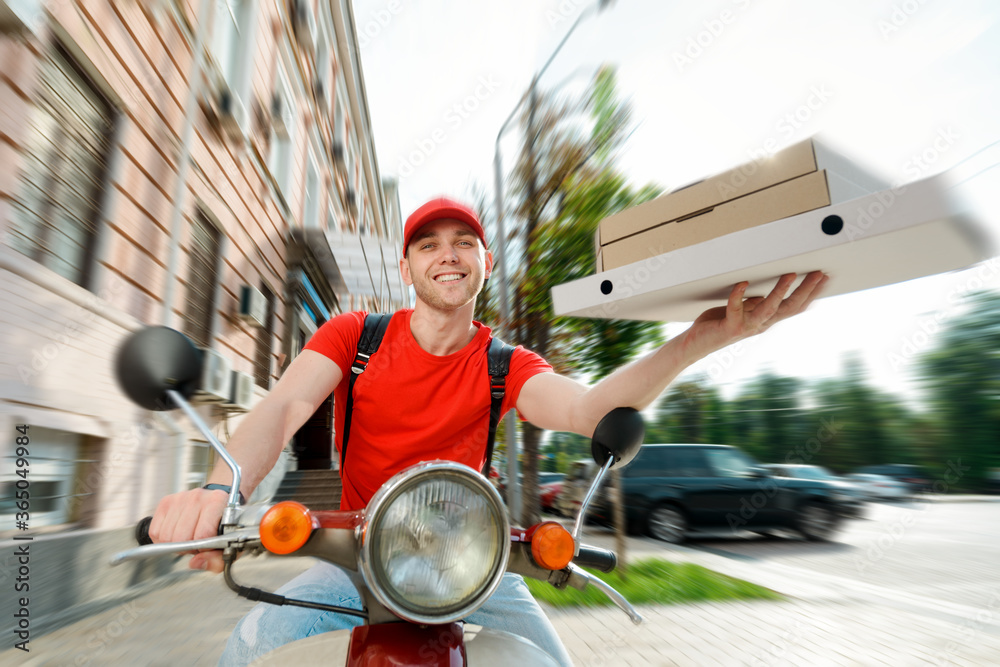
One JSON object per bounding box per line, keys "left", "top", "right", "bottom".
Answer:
{"left": 637, "top": 290, "right": 1000, "bottom": 492}
{"left": 917, "top": 290, "right": 1000, "bottom": 490}
{"left": 489, "top": 67, "right": 666, "bottom": 524}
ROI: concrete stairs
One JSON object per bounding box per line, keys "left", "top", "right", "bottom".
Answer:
{"left": 271, "top": 469, "right": 343, "bottom": 510}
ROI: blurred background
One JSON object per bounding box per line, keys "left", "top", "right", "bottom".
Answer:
{"left": 0, "top": 0, "right": 998, "bottom": 662}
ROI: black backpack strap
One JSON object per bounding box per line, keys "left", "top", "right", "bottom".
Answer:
{"left": 483, "top": 336, "right": 515, "bottom": 476}
{"left": 341, "top": 313, "right": 392, "bottom": 469}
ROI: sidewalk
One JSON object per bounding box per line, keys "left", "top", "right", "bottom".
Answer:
{"left": 4, "top": 536, "right": 999, "bottom": 666}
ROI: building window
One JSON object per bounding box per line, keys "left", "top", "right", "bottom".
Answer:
{"left": 314, "top": 32, "right": 330, "bottom": 110}
{"left": 183, "top": 211, "right": 222, "bottom": 348}
{"left": 254, "top": 283, "right": 277, "bottom": 388}
{"left": 304, "top": 154, "right": 320, "bottom": 227}
{"left": 211, "top": 0, "right": 256, "bottom": 93}
{"left": 269, "top": 70, "right": 295, "bottom": 200}
{"left": 0, "top": 427, "right": 83, "bottom": 530}
{"left": 9, "top": 45, "right": 115, "bottom": 289}
{"left": 185, "top": 442, "right": 214, "bottom": 490}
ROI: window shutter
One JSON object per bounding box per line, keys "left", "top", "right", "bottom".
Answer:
{"left": 10, "top": 45, "right": 113, "bottom": 288}
{"left": 183, "top": 211, "right": 222, "bottom": 348}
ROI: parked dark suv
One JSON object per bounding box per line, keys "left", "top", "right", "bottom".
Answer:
{"left": 591, "top": 444, "right": 852, "bottom": 543}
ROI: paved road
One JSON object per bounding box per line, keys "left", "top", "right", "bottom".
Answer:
{"left": 666, "top": 497, "right": 1000, "bottom": 609}
{"left": 2, "top": 498, "right": 998, "bottom": 665}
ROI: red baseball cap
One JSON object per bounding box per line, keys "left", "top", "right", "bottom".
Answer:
{"left": 403, "top": 197, "right": 488, "bottom": 254}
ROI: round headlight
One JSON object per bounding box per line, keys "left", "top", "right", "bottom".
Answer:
{"left": 359, "top": 461, "right": 510, "bottom": 624}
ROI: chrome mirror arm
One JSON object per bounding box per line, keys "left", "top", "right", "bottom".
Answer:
{"left": 166, "top": 389, "right": 243, "bottom": 526}
{"left": 571, "top": 457, "right": 614, "bottom": 555}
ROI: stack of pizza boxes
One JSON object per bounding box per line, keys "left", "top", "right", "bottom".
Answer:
{"left": 594, "top": 138, "right": 888, "bottom": 272}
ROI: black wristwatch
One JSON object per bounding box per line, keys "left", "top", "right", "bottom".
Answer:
{"left": 202, "top": 483, "right": 246, "bottom": 505}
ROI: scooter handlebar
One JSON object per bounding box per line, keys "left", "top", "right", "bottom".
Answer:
{"left": 574, "top": 545, "right": 617, "bottom": 573}
{"left": 135, "top": 516, "right": 153, "bottom": 546}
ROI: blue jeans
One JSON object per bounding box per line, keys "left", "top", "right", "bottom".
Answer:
{"left": 219, "top": 563, "right": 573, "bottom": 666}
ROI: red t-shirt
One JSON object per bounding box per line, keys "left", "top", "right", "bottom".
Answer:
{"left": 303, "top": 309, "right": 553, "bottom": 510}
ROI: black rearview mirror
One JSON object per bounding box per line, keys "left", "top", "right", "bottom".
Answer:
{"left": 115, "top": 326, "right": 203, "bottom": 411}
{"left": 591, "top": 407, "right": 644, "bottom": 469}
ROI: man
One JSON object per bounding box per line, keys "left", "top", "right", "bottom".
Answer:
{"left": 151, "top": 197, "right": 827, "bottom": 664}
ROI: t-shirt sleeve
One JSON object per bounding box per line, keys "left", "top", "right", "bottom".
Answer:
{"left": 502, "top": 346, "right": 553, "bottom": 417}
{"left": 302, "top": 311, "right": 368, "bottom": 376}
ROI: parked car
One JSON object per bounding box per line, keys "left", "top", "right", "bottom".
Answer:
{"left": 537, "top": 472, "right": 564, "bottom": 485}
{"left": 589, "top": 444, "right": 852, "bottom": 543}
{"left": 497, "top": 471, "right": 565, "bottom": 512}
{"left": 845, "top": 473, "right": 908, "bottom": 501}
{"left": 855, "top": 464, "right": 931, "bottom": 494}
{"left": 762, "top": 464, "right": 865, "bottom": 518}
{"left": 989, "top": 469, "right": 1000, "bottom": 494}
{"left": 555, "top": 460, "right": 597, "bottom": 517}
{"left": 539, "top": 473, "right": 565, "bottom": 514}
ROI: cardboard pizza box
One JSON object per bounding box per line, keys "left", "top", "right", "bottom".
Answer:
{"left": 597, "top": 139, "right": 888, "bottom": 270}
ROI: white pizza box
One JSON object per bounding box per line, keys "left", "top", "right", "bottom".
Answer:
{"left": 552, "top": 172, "right": 993, "bottom": 323}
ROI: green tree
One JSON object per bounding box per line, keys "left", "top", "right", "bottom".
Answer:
{"left": 918, "top": 290, "right": 1000, "bottom": 491}
{"left": 498, "top": 67, "right": 665, "bottom": 524}
{"left": 653, "top": 379, "right": 720, "bottom": 444}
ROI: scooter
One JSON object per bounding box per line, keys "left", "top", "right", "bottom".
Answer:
{"left": 110, "top": 326, "right": 646, "bottom": 666}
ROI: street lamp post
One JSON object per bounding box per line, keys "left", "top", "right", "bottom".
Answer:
{"left": 492, "top": 0, "right": 615, "bottom": 523}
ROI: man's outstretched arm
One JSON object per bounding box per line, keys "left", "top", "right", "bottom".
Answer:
{"left": 517, "top": 272, "right": 828, "bottom": 437}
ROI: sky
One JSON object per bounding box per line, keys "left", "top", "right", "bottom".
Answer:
{"left": 351, "top": 0, "right": 1000, "bottom": 404}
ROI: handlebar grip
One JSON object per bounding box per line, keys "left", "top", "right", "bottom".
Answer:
{"left": 574, "top": 545, "right": 617, "bottom": 573}
{"left": 135, "top": 516, "right": 153, "bottom": 546}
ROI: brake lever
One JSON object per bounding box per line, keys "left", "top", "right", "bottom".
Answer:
{"left": 565, "top": 563, "right": 643, "bottom": 625}
{"left": 109, "top": 528, "right": 260, "bottom": 566}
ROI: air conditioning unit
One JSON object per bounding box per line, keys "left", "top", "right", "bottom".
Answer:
{"left": 228, "top": 371, "right": 255, "bottom": 411}
{"left": 238, "top": 285, "right": 267, "bottom": 328}
{"left": 271, "top": 93, "right": 288, "bottom": 138}
{"left": 344, "top": 187, "right": 358, "bottom": 216}
{"left": 195, "top": 348, "right": 232, "bottom": 403}
{"left": 291, "top": 0, "right": 315, "bottom": 51}
{"left": 313, "top": 79, "right": 327, "bottom": 110}
{"left": 216, "top": 86, "right": 249, "bottom": 140}
{"left": 330, "top": 140, "right": 345, "bottom": 168}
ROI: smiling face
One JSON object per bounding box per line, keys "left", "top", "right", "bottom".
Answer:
{"left": 400, "top": 219, "right": 493, "bottom": 313}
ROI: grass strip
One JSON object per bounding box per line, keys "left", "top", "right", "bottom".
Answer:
{"left": 525, "top": 558, "right": 782, "bottom": 608}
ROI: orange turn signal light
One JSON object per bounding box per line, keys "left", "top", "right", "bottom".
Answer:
{"left": 530, "top": 522, "right": 575, "bottom": 570}
{"left": 260, "top": 501, "right": 314, "bottom": 554}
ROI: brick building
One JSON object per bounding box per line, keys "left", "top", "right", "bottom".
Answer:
{"left": 0, "top": 0, "right": 406, "bottom": 628}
